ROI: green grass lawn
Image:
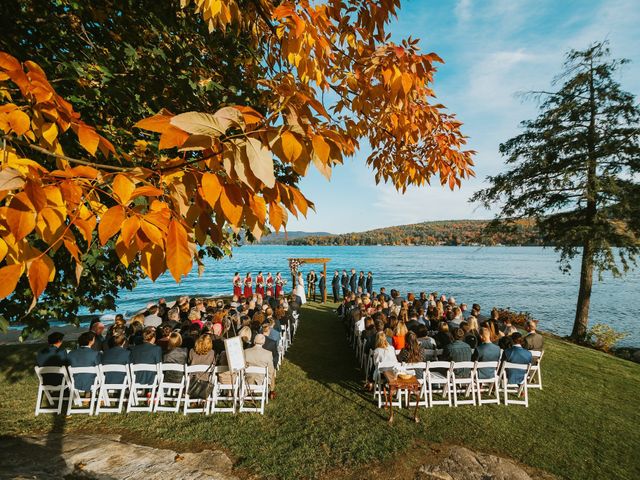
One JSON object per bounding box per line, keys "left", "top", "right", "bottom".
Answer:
{"left": 1, "top": 303, "right": 639, "bottom": 480}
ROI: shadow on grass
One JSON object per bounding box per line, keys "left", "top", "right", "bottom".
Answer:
{"left": 285, "top": 302, "right": 388, "bottom": 420}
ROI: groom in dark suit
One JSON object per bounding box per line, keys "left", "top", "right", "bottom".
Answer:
{"left": 349, "top": 268, "right": 357, "bottom": 294}
{"left": 318, "top": 272, "right": 326, "bottom": 303}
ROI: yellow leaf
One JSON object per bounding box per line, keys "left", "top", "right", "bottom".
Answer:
{"left": 166, "top": 219, "right": 192, "bottom": 282}
{"left": 311, "top": 135, "right": 330, "bottom": 164}
{"left": 401, "top": 73, "right": 413, "bottom": 95}
{"left": 41, "top": 122, "right": 58, "bottom": 144}
{"left": 0, "top": 237, "right": 7, "bottom": 262}
{"left": 140, "top": 217, "right": 165, "bottom": 246}
{"left": 98, "top": 205, "right": 125, "bottom": 245}
{"left": 269, "top": 202, "right": 284, "bottom": 232}
{"left": 77, "top": 123, "right": 100, "bottom": 156}
{"left": 115, "top": 235, "right": 138, "bottom": 268}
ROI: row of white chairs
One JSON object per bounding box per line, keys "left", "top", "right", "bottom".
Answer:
{"left": 373, "top": 359, "right": 540, "bottom": 409}
{"left": 35, "top": 311, "right": 301, "bottom": 416}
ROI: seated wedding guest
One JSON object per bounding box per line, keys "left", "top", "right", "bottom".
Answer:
{"left": 90, "top": 321, "right": 106, "bottom": 352}
{"left": 406, "top": 310, "right": 421, "bottom": 333}
{"left": 105, "top": 314, "right": 127, "bottom": 346}
{"left": 392, "top": 321, "right": 408, "bottom": 350}
{"left": 144, "top": 304, "right": 162, "bottom": 328}
{"left": 461, "top": 321, "right": 479, "bottom": 350}
{"left": 502, "top": 316, "right": 518, "bottom": 337}
{"left": 67, "top": 332, "right": 101, "bottom": 391}
{"left": 211, "top": 323, "right": 226, "bottom": 357}
{"left": 504, "top": 333, "right": 532, "bottom": 384}
{"left": 238, "top": 326, "right": 253, "bottom": 349}
{"left": 446, "top": 328, "right": 473, "bottom": 377}
{"left": 434, "top": 322, "right": 452, "bottom": 349}
{"left": 130, "top": 327, "right": 162, "bottom": 384}
{"left": 100, "top": 333, "right": 131, "bottom": 384}
{"left": 163, "top": 332, "right": 187, "bottom": 383}
{"left": 498, "top": 334, "right": 514, "bottom": 351}
{"left": 188, "top": 308, "right": 203, "bottom": 329}
{"left": 36, "top": 332, "right": 68, "bottom": 385}
{"left": 245, "top": 333, "right": 276, "bottom": 398}
{"left": 475, "top": 327, "right": 501, "bottom": 378}
{"left": 188, "top": 333, "right": 216, "bottom": 382}
{"left": 164, "top": 308, "right": 181, "bottom": 330}
{"left": 261, "top": 324, "right": 279, "bottom": 369}
{"left": 523, "top": 320, "right": 544, "bottom": 351}
{"left": 416, "top": 324, "right": 437, "bottom": 351}
{"left": 369, "top": 331, "right": 399, "bottom": 390}
{"left": 127, "top": 319, "right": 144, "bottom": 346}
{"left": 460, "top": 303, "right": 468, "bottom": 318}
{"left": 397, "top": 332, "right": 425, "bottom": 378}
{"left": 156, "top": 325, "right": 173, "bottom": 352}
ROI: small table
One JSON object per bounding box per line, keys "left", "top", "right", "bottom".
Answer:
{"left": 383, "top": 370, "right": 421, "bottom": 424}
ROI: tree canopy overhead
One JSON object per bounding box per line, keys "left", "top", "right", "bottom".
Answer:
{"left": 472, "top": 42, "right": 640, "bottom": 340}
{"left": 0, "top": 0, "right": 474, "bottom": 331}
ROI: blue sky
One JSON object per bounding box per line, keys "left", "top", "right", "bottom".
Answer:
{"left": 286, "top": 0, "right": 640, "bottom": 234}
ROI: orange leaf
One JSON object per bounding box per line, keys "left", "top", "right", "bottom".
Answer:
{"left": 219, "top": 186, "right": 243, "bottom": 226}
{"left": 120, "top": 215, "right": 140, "bottom": 247}
{"left": 28, "top": 256, "right": 53, "bottom": 300}
{"left": 115, "top": 235, "right": 138, "bottom": 268}
{"left": 6, "top": 192, "right": 36, "bottom": 241}
{"left": 112, "top": 174, "right": 135, "bottom": 204}
{"left": 281, "top": 131, "right": 303, "bottom": 163}
{"left": 131, "top": 185, "right": 164, "bottom": 199}
{"left": 269, "top": 202, "right": 284, "bottom": 232}
{"left": 166, "top": 219, "right": 192, "bottom": 283}
{"left": 77, "top": 123, "right": 100, "bottom": 155}
{"left": 140, "top": 217, "right": 165, "bottom": 246}
{"left": 159, "top": 125, "right": 190, "bottom": 150}
{"left": 7, "top": 110, "right": 30, "bottom": 135}
{"left": 289, "top": 187, "right": 309, "bottom": 217}
{"left": 312, "top": 135, "right": 330, "bottom": 164}
{"left": 140, "top": 243, "right": 165, "bottom": 281}
{"left": 24, "top": 180, "right": 47, "bottom": 211}
{"left": 73, "top": 215, "right": 96, "bottom": 243}
{"left": 249, "top": 194, "right": 267, "bottom": 224}
{"left": 98, "top": 205, "right": 125, "bottom": 245}
{"left": 0, "top": 263, "right": 23, "bottom": 299}
{"left": 134, "top": 109, "right": 173, "bottom": 133}
{"left": 201, "top": 172, "right": 222, "bottom": 208}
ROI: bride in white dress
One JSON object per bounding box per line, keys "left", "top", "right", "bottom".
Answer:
{"left": 294, "top": 271, "right": 306, "bottom": 304}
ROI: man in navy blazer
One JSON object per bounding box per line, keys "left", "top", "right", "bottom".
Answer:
{"left": 36, "top": 332, "right": 69, "bottom": 385}
{"left": 67, "top": 332, "right": 101, "bottom": 391}
{"left": 349, "top": 268, "right": 357, "bottom": 294}
{"left": 504, "top": 333, "right": 532, "bottom": 384}
{"left": 130, "top": 327, "right": 162, "bottom": 385}
{"left": 474, "top": 327, "right": 501, "bottom": 379}
{"left": 100, "top": 331, "right": 131, "bottom": 384}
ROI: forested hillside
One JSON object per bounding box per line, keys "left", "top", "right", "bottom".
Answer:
{"left": 287, "top": 220, "right": 542, "bottom": 246}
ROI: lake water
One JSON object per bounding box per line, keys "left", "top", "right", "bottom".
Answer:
{"left": 69, "top": 245, "right": 640, "bottom": 345}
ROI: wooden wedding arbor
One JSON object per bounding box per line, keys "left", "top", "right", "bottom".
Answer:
{"left": 288, "top": 257, "right": 331, "bottom": 302}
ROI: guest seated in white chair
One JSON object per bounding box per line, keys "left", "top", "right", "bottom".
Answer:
{"left": 36, "top": 332, "right": 68, "bottom": 385}
{"left": 100, "top": 332, "right": 131, "bottom": 384}
{"left": 130, "top": 327, "right": 162, "bottom": 385}
{"left": 504, "top": 333, "right": 532, "bottom": 384}
{"left": 245, "top": 334, "right": 276, "bottom": 399}
{"left": 68, "top": 332, "right": 101, "bottom": 391}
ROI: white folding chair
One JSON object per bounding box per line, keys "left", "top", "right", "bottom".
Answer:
{"left": 34, "top": 366, "right": 69, "bottom": 415}
{"left": 450, "top": 361, "right": 477, "bottom": 407}
{"left": 239, "top": 366, "right": 269, "bottom": 414}
{"left": 400, "top": 362, "right": 428, "bottom": 408}
{"left": 127, "top": 363, "right": 159, "bottom": 412}
{"left": 67, "top": 366, "right": 100, "bottom": 415}
{"left": 155, "top": 363, "right": 186, "bottom": 413}
{"left": 183, "top": 365, "right": 212, "bottom": 414}
{"left": 210, "top": 366, "right": 239, "bottom": 413}
{"left": 426, "top": 361, "right": 452, "bottom": 407}
{"left": 373, "top": 361, "right": 400, "bottom": 408}
{"left": 501, "top": 362, "right": 531, "bottom": 407}
{"left": 96, "top": 364, "right": 130, "bottom": 414}
{"left": 527, "top": 350, "right": 544, "bottom": 389}
{"left": 475, "top": 361, "right": 501, "bottom": 405}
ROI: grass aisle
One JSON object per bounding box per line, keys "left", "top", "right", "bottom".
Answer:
{"left": 1, "top": 303, "right": 639, "bottom": 479}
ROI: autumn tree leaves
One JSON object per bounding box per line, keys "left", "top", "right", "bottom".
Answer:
{"left": 0, "top": 0, "right": 475, "bottom": 311}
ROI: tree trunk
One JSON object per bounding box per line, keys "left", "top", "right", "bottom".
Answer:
{"left": 572, "top": 240, "right": 594, "bottom": 340}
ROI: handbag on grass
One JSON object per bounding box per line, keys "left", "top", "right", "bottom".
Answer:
{"left": 188, "top": 364, "right": 214, "bottom": 399}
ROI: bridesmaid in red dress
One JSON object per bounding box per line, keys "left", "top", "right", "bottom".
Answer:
{"left": 232, "top": 272, "right": 242, "bottom": 298}
{"left": 255, "top": 271, "right": 264, "bottom": 297}
{"left": 243, "top": 272, "right": 253, "bottom": 298}
{"left": 265, "top": 272, "right": 274, "bottom": 297}
{"left": 275, "top": 272, "right": 283, "bottom": 298}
